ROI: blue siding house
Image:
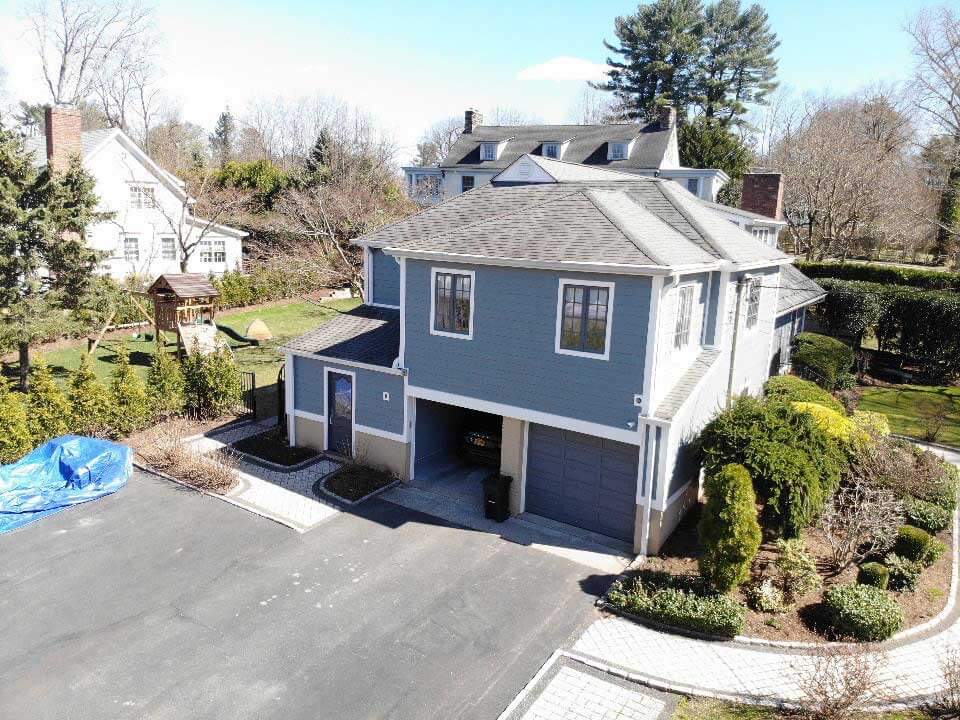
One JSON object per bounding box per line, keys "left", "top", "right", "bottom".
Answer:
{"left": 282, "top": 153, "right": 823, "bottom": 555}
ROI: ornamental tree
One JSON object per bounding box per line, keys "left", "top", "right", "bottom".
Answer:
{"left": 699, "top": 463, "right": 762, "bottom": 592}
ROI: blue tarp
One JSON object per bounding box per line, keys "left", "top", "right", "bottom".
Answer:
{"left": 0, "top": 436, "right": 132, "bottom": 534}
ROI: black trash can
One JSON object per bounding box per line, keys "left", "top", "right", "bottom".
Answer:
{"left": 482, "top": 474, "right": 512, "bottom": 522}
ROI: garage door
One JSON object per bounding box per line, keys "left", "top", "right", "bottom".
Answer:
{"left": 524, "top": 424, "right": 638, "bottom": 543}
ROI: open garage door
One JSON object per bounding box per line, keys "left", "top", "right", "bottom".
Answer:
{"left": 525, "top": 424, "right": 638, "bottom": 543}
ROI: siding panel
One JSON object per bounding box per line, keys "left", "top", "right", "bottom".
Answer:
{"left": 371, "top": 248, "right": 401, "bottom": 306}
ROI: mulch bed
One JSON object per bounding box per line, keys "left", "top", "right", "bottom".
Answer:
{"left": 642, "top": 504, "right": 953, "bottom": 642}
{"left": 231, "top": 429, "right": 319, "bottom": 467}
{"left": 323, "top": 465, "right": 394, "bottom": 503}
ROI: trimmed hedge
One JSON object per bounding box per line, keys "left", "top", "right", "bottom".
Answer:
{"left": 763, "top": 375, "right": 845, "bottom": 414}
{"left": 856, "top": 562, "right": 889, "bottom": 590}
{"left": 791, "top": 332, "right": 855, "bottom": 390}
{"left": 606, "top": 574, "right": 747, "bottom": 638}
{"left": 894, "top": 525, "right": 945, "bottom": 566}
{"left": 797, "top": 261, "right": 960, "bottom": 291}
{"left": 905, "top": 497, "right": 952, "bottom": 534}
{"left": 698, "top": 464, "right": 762, "bottom": 592}
{"left": 885, "top": 553, "right": 924, "bottom": 592}
{"left": 822, "top": 583, "right": 904, "bottom": 641}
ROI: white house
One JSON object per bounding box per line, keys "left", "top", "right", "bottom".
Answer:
{"left": 24, "top": 106, "right": 246, "bottom": 281}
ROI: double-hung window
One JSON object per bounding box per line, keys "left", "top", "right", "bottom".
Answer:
{"left": 200, "top": 239, "right": 226, "bottom": 263}
{"left": 431, "top": 269, "right": 474, "bottom": 339}
{"left": 123, "top": 235, "right": 139, "bottom": 262}
{"left": 673, "top": 285, "right": 695, "bottom": 350}
{"left": 543, "top": 142, "right": 560, "bottom": 159}
{"left": 556, "top": 281, "right": 614, "bottom": 359}
{"left": 129, "top": 184, "right": 155, "bottom": 209}
{"left": 745, "top": 278, "right": 761, "bottom": 329}
{"left": 481, "top": 143, "right": 498, "bottom": 161}
{"left": 461, "top": 175, "right": 475, "bottom": 192}
{"left": 609, "top": 142, "right": 628, "bottom": 160}
{"left": 160, "top": 236, "right": 177, "bottom": 261}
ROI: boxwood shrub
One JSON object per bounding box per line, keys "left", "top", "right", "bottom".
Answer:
{"left": 606, "top": 574, "right": 746, "bottom": 638}
{"left": 905, "top": 497, "right": 952, "bottom": 534}
{"left": 856, "top": 562, "right": 889, "bottom": 590}
{"left": 763, "top": 375, "right": 845, "bottom": 414}
{"left": 823, "top": 583, "right": 904, "bottom": 641}
{"left": 885, "top": 553, "right": 924, "bottom": 592}
{"left": 894, "top": 525, "right": 945, "bottom": 566}
{"left": 791, "top": 332, "right": 855, "bottom": 391}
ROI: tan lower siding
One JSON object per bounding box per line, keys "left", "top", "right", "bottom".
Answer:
{"left": 295, "top": 416, "right": 325, "bottom": 452}
{"left": 634, "top": 482, "right": 700, "bottom": 555}
{"left": 355, "top": 431, "right": 410, "bottom": 481}
{"left": 499, "top": 417, "right": 526, "bottom": 516}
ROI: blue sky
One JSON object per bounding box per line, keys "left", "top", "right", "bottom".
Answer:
{"left": 0, "top": 0, "right": 948, "bottom": 160}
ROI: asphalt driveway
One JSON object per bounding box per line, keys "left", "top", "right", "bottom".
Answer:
{"left": 0, "top": 470, "right": 608, "bottom": 720}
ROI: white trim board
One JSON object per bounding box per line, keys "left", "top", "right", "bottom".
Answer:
{"left": 286, "top": 353, "right": 296, "bottom": 446}
{"left": 554, "top": 278, "right": 615, "bottom": 361}
{"left": 355, "top": 424, "right": 406, "bottom": 444}
{"left": 292, "top": 409, "right": 326, "bottom": 424}
{"left": 429, "top": 266, "right": 476, "bottom": 341}
{"left": 282, "top": 348, "right": 404, "bottom": 376}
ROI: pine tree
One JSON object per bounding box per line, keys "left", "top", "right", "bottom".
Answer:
{"left": 304, "top": 129, "right": 334, "bottom": 183}
{"left": 209, "top": 109, "right": 236, "bottom": 169}
{"left": 0, "top": 124, "right": 101, "bottom": 391}
{"left": 147, "top": 349, "right": 185, "bottom": 418}
{"left": 678, "top": 116, "right": 752, "bottom": 200}
{"left": 109, "top": 342, "right": 152, "bottom": 435}
{"left": 26, "top": 357, "right": 71, "bottom": 443}
{"left": 0, "top": 377, "right": 33, "bottom": 463}
{"left": 698, "top": 463, "right": 762, "bottom": 592}
{"left": 68, "top": 353, "right": 114, "bottom": 437}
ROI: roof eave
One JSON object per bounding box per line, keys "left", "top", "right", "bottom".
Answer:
{"left": 777, "top": 292, "right": 827, "bottom": 316}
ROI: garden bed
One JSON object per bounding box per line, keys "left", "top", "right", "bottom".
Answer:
{"left": 321, "top": 464, "right": 396, "bottom": 503}
{"left": 230, "top": 428, "right": 319, "bottom": 468}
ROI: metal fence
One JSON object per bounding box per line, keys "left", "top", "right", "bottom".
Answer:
{"left": 239, "top": 371, "right": 256, "bottom": 417}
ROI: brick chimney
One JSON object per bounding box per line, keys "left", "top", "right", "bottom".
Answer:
{"left": 658, "top": 106, "right": 676, "bottom": 131}
{"left": 464, "top": 108, "right": 483, "bottom": 134}
{"left": 44, "top": 105, "right": 83, "bottom": 173}
{"left": 741, "top": 172, "right": 784, "bottom": 220}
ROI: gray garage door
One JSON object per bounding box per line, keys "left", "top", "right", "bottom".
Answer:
{"left": 525, "top": 424, "right": 638, "bottom": 543}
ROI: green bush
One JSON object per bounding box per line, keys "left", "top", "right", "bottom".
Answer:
{"left": 0, "top": 379, "right": 33, "bottom": 463}
{"left": 68, "top": 353, "right": 114, "bottom": 437}
{"left": 894, "top": 525, "right": 938, "bottom": 565}
{"left": 699, "top": 396, "right": 843, "bottom": 538}
{"left": 212, "top": 265, "right": 326, "bottom": 310}
{"left": 744, "top": 578, "right": 786, "bottom": 613}
{"left": 905, "top": 497, "right": 952, "bottom": 534}
{"left": 774, "top": 538, "right": 822, "bottom": 602}
{"left": 763, "top": 375, "right": 845, "bottom": 414}
{"left": 182, "top": 347, "right": 242, "bottom": 419}
{"left": 885, "top": 553, "right": 924, "bottom": 592}
{"left": 698, "top": 464, "right": 762, "bottom": 592}
{"left": 607, "top": 574, "right": 746, "bottom": 638}
{"left": 857, "top": 562, "right": 890, "bottom": 590}
{"left": 147, "top": 350, "right": 185, "bottom": 418}
{"left": 796, "top": 261, "right": 960, "bottom": 291}
{"left": 822, "top": 583, "right": 904, "bottom": 641}
{"left": 791, "top": 332, "right": 855, "bottom": 390}
{"left": 27, "top": 357, "right": 71, "bottom": 443}
{"left": 109, "top": 342, "right": 153, "bottom": 436}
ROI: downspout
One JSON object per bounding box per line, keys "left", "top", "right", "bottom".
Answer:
{"left": 726, "top": 278, "right": 745, "bottom": 407}
{"left": 640, "top": 425, "right": 656, "bottom": 556}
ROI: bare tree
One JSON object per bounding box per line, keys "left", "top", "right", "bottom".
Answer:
{"left": 567, "top": 86, "right": 621, "bottom": 124}
{"left": 792, "top": 643, "right": 888, "bottom": 719}
{"left": 820, "top": 480, "right": 903, "bottom": 573}
{"left": 92, "top": 31, "right": 162, "bottom": 147}
{"left": 486, "top": 105, "right": 544, "bottom": 126}
{"left": 929, "top": 647, "right": 960, "bottom": 718}
{"left": 25, "top": 0, "right": 153, "bottom": 106}
{"left": 412, "top": 116, "right": 462, "bottom": 166}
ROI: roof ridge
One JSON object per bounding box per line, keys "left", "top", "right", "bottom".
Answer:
{"left": 655, "top": 180, "right": 734, "bottom": 263}
{"left": 583, "top": 189, "right": 668, "bottom": 266}
{"left": 527, "top": 154, "right": 650, "bottom": 179}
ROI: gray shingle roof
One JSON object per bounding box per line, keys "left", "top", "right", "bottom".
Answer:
{"left": 282, "top": 305, "right": 400, "bottom": 368}
{"left": 148, "top": 273, "right": 219, "bottom": 299}
{"left": 442, "top": 121, "right": 673, "bottom": 171}
{"left": 22, "top": 129, "right": 116, "bottom": 167}
{"left": 777, "top": 264, "right": 826, "bottom": 315}
{"left": 701, "top": 199, "right": 786, "bottom": 224}
{"left": 654, "top": 347, "right": 722, "bottom": 420}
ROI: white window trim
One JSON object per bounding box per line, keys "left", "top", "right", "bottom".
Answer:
{"left": 743, "top": 275, "right": 762, "bottom": 332}
{"left": 543, "top": 142, "right": 561, "bottom": 159}
{"left": 554, "top": 278, "right": 615, "bottom": 361}
{"left": 324, "top": 366, "right": 357, "bottom": 457}
{"left": 481, "top": 143, "right": 499, "bottom": 161}
{"left": 673, "top": 283, "right": 696, "bottom": 351}
{"left": 429, "top": 266, "right": 476, "bottom": 340}
{"left": 608, "top": 141, "right": 632, "bottom": 161}
{"left": 123, "top": 234, "right": 140, "bottom": 262}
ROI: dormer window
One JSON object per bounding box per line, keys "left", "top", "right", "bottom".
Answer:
{"left": 609, "top": 142, "right": 630, "bottom": 161}
{"left": 481, "top": 143, "right": 498, "bottom": 161}
{"left": 543, "top": 143, "right": 561, "bottom": 159}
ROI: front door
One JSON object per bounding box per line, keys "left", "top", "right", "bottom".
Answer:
{"left": 327, "top": 373, "right": 353, "bottom": 456}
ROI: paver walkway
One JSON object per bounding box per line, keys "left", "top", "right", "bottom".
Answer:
{"left": 187, "top": 420, "right": 341, "bottom": 532}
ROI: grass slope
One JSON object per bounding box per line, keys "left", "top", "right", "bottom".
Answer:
{"left": 858, "top": 384, "right": 960, "bottom": 447}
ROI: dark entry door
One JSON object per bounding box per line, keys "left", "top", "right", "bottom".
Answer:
{"left": 327, "top": 373, "right": 353, "bottom": 455}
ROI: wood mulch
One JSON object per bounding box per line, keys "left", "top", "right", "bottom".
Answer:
{"left": 231, "top": 428, "right": 319, "bottom": 467}
{"left": 323, "top": 465, "right": 395, "bottom": 503}
{"left": 645, "top": 504, "right": 953, "bottom": 642}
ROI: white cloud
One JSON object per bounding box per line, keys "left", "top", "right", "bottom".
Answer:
{"left": 517, "top": 56, "right": 610, "bottom": 82}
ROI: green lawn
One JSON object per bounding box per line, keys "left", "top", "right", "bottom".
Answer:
{"left": 3, "top": 298, "right": 360, "bottom": 418}
{"left": 858, "top": 383, "right": 960, "bottom": 447}
{"left": 673, "top": 698, "right": 926, "bottom": 719}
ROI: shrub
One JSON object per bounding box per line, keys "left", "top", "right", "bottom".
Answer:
{"left": 27, "top": 357, "right": 71, "bottom": 443}
{"left": 820, "top": 481, "right": 903, "bottom": 573}
{"left": 745, "top": 578, "right": 787, "bottom": 613}
{"left": 853, "top": 436, "right": 959, "bottom": 513}
{"left": 607, "top": 574, "right": 746, "bottom": 637}
{"left": 857, "top": 562, "right": 890, "bottom": 590}
{"left": 764, "top": 375, "right": 845, "bottom": 414}
{"left": 792, "top": 332, "right": 855, "bottom": 390}
{"left": 134, "top": 420, "right": 238, "bottom": 493}
{"left": 905, "top": 497, "right": 952, "bottom": 534}
{"left": 850, "top": 410, "right": 890, "bottom": 439}
{"left": 698, "top": 464, "right": 762, "bottom": 592}
{"left": 109, "top": 342, "right": 153, "bottom": 436}
{"left": 68, "top": 353, "right": 114, "bottom": 437}
{"left": 792, "top": 402, "right": 870, "bottom": 448}
{"left": 0, "top": 379, "right": 33, "bottom": 463}
{"left": 792, "top": 643, "right": 887, "bottom": 720}
{"left": 893, "top": 525, "right": 942, "bottom": 565}
{"left": 885, "top": 553, "right": 924, "bottom": 592}
{"left": 796, "top": 260, "right": 960, "bottom": 291}
{"left": 822, "top": 583, "right": 904, "bottom": 641}
{"left": 182, "top": 347, "right": 242, "bottom": 419}
{"left": 775, "top": 538, "right": 823, "bottom": 602}
{"left": 147, "top": 350, "right": 185, "bottom": 418}
{"left": 756, "top": 438, "right": 826, "bottom": 537}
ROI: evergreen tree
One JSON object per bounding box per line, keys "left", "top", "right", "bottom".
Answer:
{"left": 679, "top": 116, "right": 752, "bottom": 205}
{"left": 147, "top": 349, "right": 185, "bottom": 418}
{"left": 26, "top": 357, "right": 71, "bottom": 443}
{"left": 109, "top": 342, "right": 152, "bottom": 435}
{"left": 209, "top": 109, "right": 236, "bottom": 169}
{"left": 304, "top": 129, "right": 334, "bottom": 182}
{"left": 0, "top": 377, "right": 33, "bottom": 462}
{"left": 698, "top": 463, "right": 762, "bottom": 592}
{"left": 596, "top": 0, "right": 705, "bottom": 121}
{"left": 68, "top": 353, "right": 114, "bottom": 437}
{"left": 0, "top": 123, "right": 101, "bottom": 390}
